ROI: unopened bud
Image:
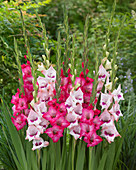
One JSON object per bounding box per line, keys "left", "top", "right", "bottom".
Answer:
{"left": 103, "top": 44, "right": 106, "bottom": 50}
{"left": 105, "top": 60, "right": 111, "bottom": 70}
{"left": 115, "top": 77, "right": 118, "bottom": 83}
{"left": 74, "top": 69, "right": 77, "bottom": 75}
{"left": 74, "top": 82, "right": 80, "bottom": 90}
{"left": 68, "top": 64, "right": 71, "bottom": 68}
{"left": 46, "top": 60, "right": 50, "bottom": 67}
{"left": 114, "top": 65, "right": 118, "bottom": 70}
{"left": 42, "top": 55, "right": 46, "bottom": 61}
{"left": 106, "top": 51, "right": 109, "bottom": 57}
{"left": 108, "top": 39, "right": 110, "bottom": 42}
{"left": 105, "top": 82, "right": 112, "bottom": 91}
{"left": 102, "top": 57, "right": 107, "bottom": 64}
{"left": 71, "top": 75, "right": 74, "bottom": 81}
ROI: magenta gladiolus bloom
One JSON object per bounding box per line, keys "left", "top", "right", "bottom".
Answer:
{"left": 45, "top": 125, "right": 63, "bottom": 143}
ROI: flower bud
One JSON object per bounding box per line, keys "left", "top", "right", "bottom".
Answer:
{"left": 102, "top": 57, "right": 107, "bottom": 64}
{"left": 71, "top": 75, "right": 74, "bottom": 81}
{"left": 68, "top": 64, "right": 71, "bottom": 68}
{"left": 46, "top": 60, "right": 50, "bottom": 67}
{"left": 74, "top": 69, "right": 77, "bottom": 75}
{"left": 106, "top": 51, "right": 109, "bottom": 57}
{"left": 115, "top": 77, "right": 118, "bottom": 83}
{"left": 114, "top": 65, "right": 118, "bottom": 70}
{"left": 105, "top": 82, "right": 112, "bottom": 91}
{"left": 103, "top": 44, "right": 106, "bottom": 50}
{"left": 105, "top": 60, "right": 111, "bottom": 70}
{"left": 74, "top": 82, "right": 80, "bottom": 90}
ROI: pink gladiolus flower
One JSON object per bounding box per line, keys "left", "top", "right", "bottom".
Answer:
{"left": 38, "top": 118, "right": 49, "bottom": 133}
{"left": 45, "top": 66, "right": 56, "bottom": 82}
{"left": 16, "top": 97, "right": 28, "bottom": 111}
{"left": 112, "top": 84, "right": 124, "bottom": 102}
{"left": 11, "top": 114, "right": 27, "bottom": 131}
{"left": 101, "top": 124, "right": 121, "bottom": 143}
{"left": 93, "top": 116, "right": 103, "bottom": 130}
{"left": 100, "top": 93, "right": 112, "bottom": 110}
{"left": 11, "top": 89, "right": 20, "bottom": 105}
{"left": 42, "top": 106, "right": 60, "bottom": 123}
{"left": 80, "top": 109, "right": 94, "bottom": 124}
{"left": 45, "top": 125, "right": 63, "bottom": 143}
{"left": 26, "top": 125, "right": 41, "bottom": 141}
{"left": 51, "top": 116, "right": 70, "bottom": 128}
{"left": 98, "top": 64, "right": 108, "bottom": 82}
{"left": 32, "top": 137, "right": 49, "bottom": 150}
{"left": 80, "top": 123, "right": 94, "bottom": 137}
{"left": 109, "top": 102, "right": 123, "bottom": 121}
{"left": 27, "top": 109, "right": 41, "bottom": 125}
{"left": 84, "top": 132, "right": 102, "bottom": 147}
{"left": 99, "top": 109, "right": 112, "bottom": 125}
{"left": 70, "top": 125, "right": 81, "bottom": 140}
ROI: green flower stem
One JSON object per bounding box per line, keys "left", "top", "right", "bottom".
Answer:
{"left": 37, "top": 149, "right": 41, "bottom": 169}
{"left": 89, "top": 147, "right": 93, "bottom": 170}
{"left": 19, "top": 9, "right": 37, "bottom": 102}
{"left": 55, "top": 31, "right": 61, "bottom": 101}
{"left": 90, "top": 42, "right": 99, "bottom": 105}
{"left": 72, "top": 137, "right": 76, "bottom": 170}
{"left": 35, "top": 11, "right": 50, "bottom": 61}
{"left": 111, "top": 15, "right": 126, "bottom": 89}
{"left": 71, "top": 34, "right": 76, "bottom": 86}
{"left": 14, "top": 38, "right": 25, "bottom": 95}
{"left": 83, "top": 15, "right": 89, "bottom": 77}
{"left": 103, "top": 0, "right": 116, "bottom": 57}
{"left": 63, "top": 10, "right": 70, "bottom": 76}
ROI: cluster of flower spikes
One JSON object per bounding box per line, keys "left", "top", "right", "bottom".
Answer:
{"left": 95, "top": 60, "right": 124, "bottom": 143}
{"left": 11, "top": 60, "right": 34, "bottom": 131}
{"left": 65, "top": 87, "right": 103, "bottom": 147}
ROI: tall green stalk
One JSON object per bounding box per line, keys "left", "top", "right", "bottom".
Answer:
{"left": 14, "top": 38, "right": 24, "bottom": 95}
{"left": 19, "top": 9, "right": 38, "bottom": 102}
{"left": 83, "top": 15, "right": 89, "bottom": 77}
{"left": 55, "top": 31, "right": 61, "bottom": 101}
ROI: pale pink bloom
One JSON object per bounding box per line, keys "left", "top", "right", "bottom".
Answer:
{"left": 65, "top": 96, "right": 76, "bottom": 112}
{"left": 101, "top": 124, "right": 121, "bottom": 143}
{"left": 100, "top": 93, "right": 112, "bottom": 109}
{"left": 37, "top": 88, "right": 50, "bottom": 102}
{"left": 45, "top": 66, "right": 56, "bottom": 82}
{"left": 37, "top": 76, "right": 48, "bottom": 88}
{"left": 27, "top": 109, "right": 41, "bottom": 125}
{"left": 34, "top": 102, "right": 47, "bottom": 117}
{"left": 70, "top": 88, "right": 83, "bottom": 105}
{"left": 112, "top": 84, "right": 124, "bottom": 102}
{"left": 97, "top": 81, "right": 104, "bottom": 92}
{"left": 26, "top": 125, "right": 41, "bottom": 141}
{"left": 73, "top": 104, "right": 83, "bottom": 116}
{"left": 11, "top": 114, "right": 27, "bottom": 131}
{"left": 99, "top": 109, "right": 113, "bottom": 125}
{"left": 32, "top": 137, "right": 49, "bottom": 150}
{"left": 69, "top": 125, "right": 81, "bottom": 140}
{"left": 98, "top": 64, "right": 109, "bottom": 82}
{"left": 37, "top": 63, "right": 46, "bottom": 75}
{"left": 84, "top": 132, "right": 102, "bottom": 147}
{"left": 37, "top": 118, "right": 49, "bottom": 133}
{"left": 109, "top": 102, "right": 123, "bottom": 121}
{"left": 80, "top": 123, "right": 94, "bottom": 137}
{"left": 66, "top": 111, "right": 79, "bottom": 129}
